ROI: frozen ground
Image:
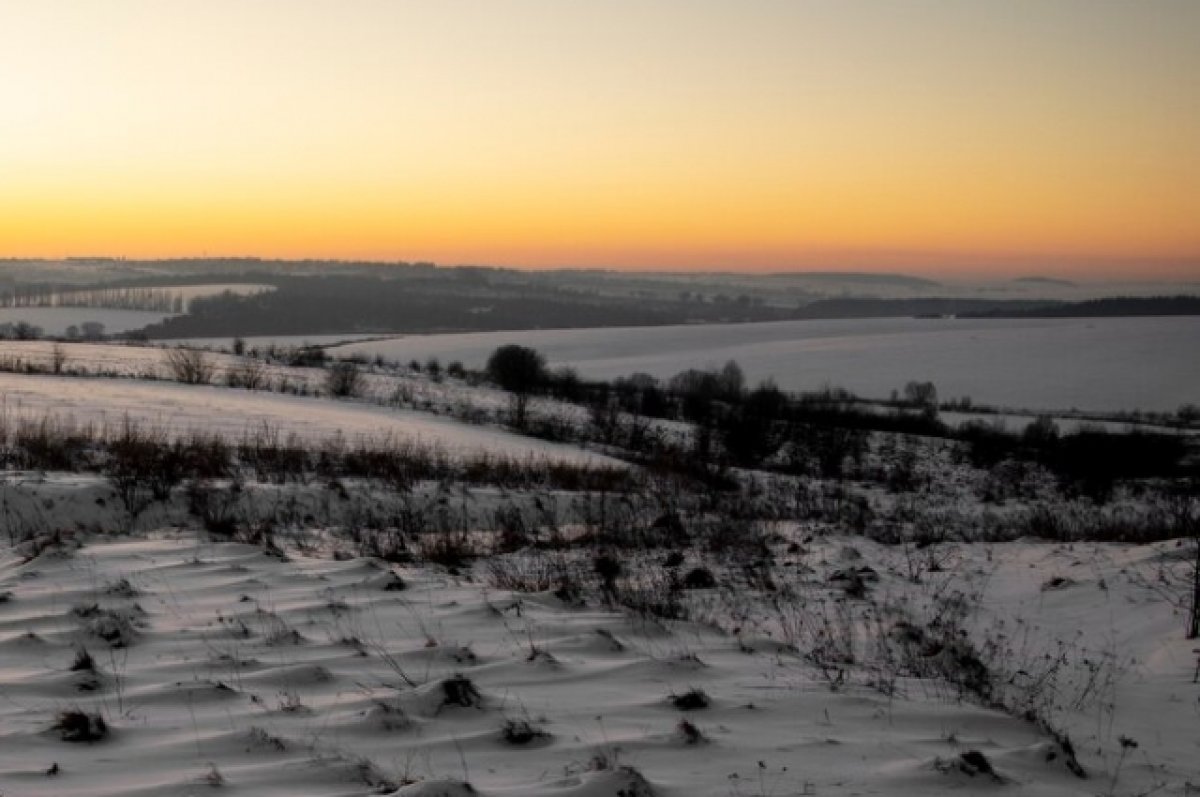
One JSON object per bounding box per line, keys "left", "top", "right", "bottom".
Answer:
{"left": 330, "top": 316, "right": 1200, "bottom": 414}
{"left": 0, "top": 525, "right": 1195, "bottom": 796}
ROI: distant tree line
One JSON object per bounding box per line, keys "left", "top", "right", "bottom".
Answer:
{"left": 962, "top": 295, "right": 1200, "bottom": 318}
{"left": 0, "top": 287, "right": 185, "bottom": 313}
{"left": 0, "top": 321, "right": 106, "bottom": 341}
{"left": 138, "top": 275, "right": 796, "bottom": 338}
{"left": 132, "top": 274, "right": 1083, "bottom": 339}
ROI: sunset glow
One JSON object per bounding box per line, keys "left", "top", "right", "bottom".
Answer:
{"left": 2, "top": 1, "right": 1197, "bottom": 278}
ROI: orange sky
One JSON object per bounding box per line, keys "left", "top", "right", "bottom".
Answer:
{"left": 1, "top": 1, "right": 1197, "bottom": 279}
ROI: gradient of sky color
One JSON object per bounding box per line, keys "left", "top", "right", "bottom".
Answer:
{"left": 1, "top": 1, "right": 1197, "bottom": 278}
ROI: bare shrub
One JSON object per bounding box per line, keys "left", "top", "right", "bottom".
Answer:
{"left": 612, "top": 567, "right": 688, "bottom": 621}
{"left": 73, "top": 603, "right": 140, "bottom": 648}
{"left": 104, "top": 421, "right": 180, "bottom": 515}
{"left": 225, "top": 358, "right": 268, "bottom": 389}
{"left": 676, "top": 718, "right": 706, "bottom": 745}
{"left": 326, "top": 361, "right": 364, "bottom": 398}
{"left": 202, "top": 763, "right": 226, "bottom": 787}
{"left": 417, "top": 529, "right": 480, "bottom": 569}
{"left": 163, "top": 347, "right": 215, "bottom": 384}
{"left": 486, "top": 553, "right": 575, "bottom": 594}
{"left": 6, "top": 415, "right": 99, "bottom": 472}
{"left": 186, "top": 478, "right": 244, "bottom": 537}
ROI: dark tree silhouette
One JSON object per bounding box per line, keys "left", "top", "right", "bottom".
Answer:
{"left": 486, "top": 345, "right": 547, "bottom": 427}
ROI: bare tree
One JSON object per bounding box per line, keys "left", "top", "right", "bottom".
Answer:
{"left": 903, "top": 380, "right": 937, "bottom": 406}
{"left": 51, "top": 343, "right": 68, "bottom": 375}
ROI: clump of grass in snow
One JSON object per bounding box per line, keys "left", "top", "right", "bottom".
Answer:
{"left": 53, "top": 709, "right": 108, "bottom": 742}
{"left": 69, "top": 646, "right": 96, "bottom": 672}
{"left": 676, "top": 718, "right": 706, "bottom": 745}
{"left": 501, "top": 717, "right": 549, "bottom": 745}
{"left": 670, "top": 688, "right": 710, "bottom": 711}
{"left": 441, "top": 674, "right": 483, "bottom": 708}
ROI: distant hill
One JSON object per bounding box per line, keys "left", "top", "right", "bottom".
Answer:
{"left": 1013, "top": 276, "right": 1076, "bottom": 287}
{"left": 767, "top": 272, "right": 942, "bottom": 289}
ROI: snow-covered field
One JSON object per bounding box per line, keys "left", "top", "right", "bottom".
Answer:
{"left": 0, "top": 372, "right": 608, "bottom": 465}
{"left": 0, "top": 340, "right": 1188, "bottom": 450}
{"left": 0, "top": 521, "right": 1194, "bottom": 796}
{"left": 330, "top": 316, "right": 1200, "bottom": 413}
{"left": 0, "top": 339, "right": 571, "bottom": 429}
{"left": 0, "top": 341, "right": 178, "bottom": 375}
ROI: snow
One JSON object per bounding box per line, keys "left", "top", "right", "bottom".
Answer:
{"left": 330, "top": 316, "right": 1200, "bottom": 413}
{"left": 0, "top": 340, "right": 598, "bottom": 441}
{"left": 0, "top": 335, "right": 1196, "bottom": 796}
{"left": 0, "top": 525, "right": 1195, "bottom": 796}
{"left": 0, "top": 372, "right": 612, "bottom": 465}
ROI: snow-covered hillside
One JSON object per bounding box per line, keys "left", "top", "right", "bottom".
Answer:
{"left": 0, "top": 340, "right": 1195, "bottom": 797}
{"left": 0, "top": 371, "right": 607, "bottom": 465}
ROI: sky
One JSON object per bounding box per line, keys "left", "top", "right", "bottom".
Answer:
{"left": 1, "top": 1, "right": 1197, "bottom": 279}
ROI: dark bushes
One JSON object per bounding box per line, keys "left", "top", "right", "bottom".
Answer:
{"left": 1, "top": 414, "right": 636, "bottom": 495}
{"left": 326, "top": 361, "right": 364, "bottom": 398}
{"left": 961, "top": 422, "right": 1189, "bottom": 500}
{"left": 680, "top": 566, "right": 717, "bottom": 589}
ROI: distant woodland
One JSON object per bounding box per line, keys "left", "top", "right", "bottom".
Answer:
{"left": 1, "top": 259, "right": 1196, "bottom": 338}
{"left": 137, "top": 277, "right": 1067, "bottom": 338}
{"left": 961, "top": 295, "right": 1200, "bottom": 318}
